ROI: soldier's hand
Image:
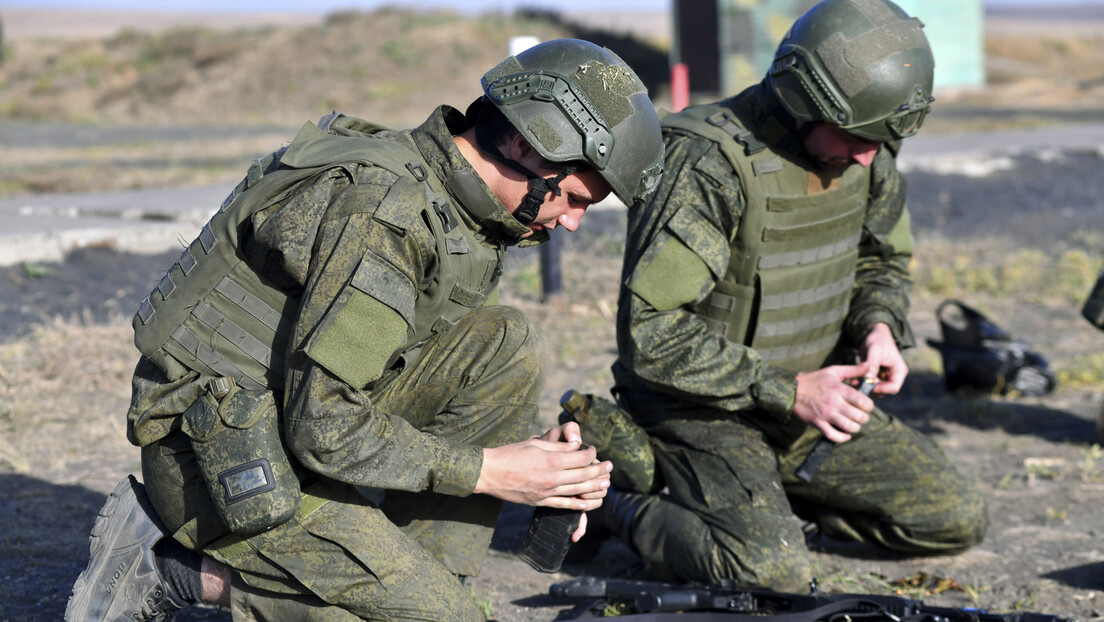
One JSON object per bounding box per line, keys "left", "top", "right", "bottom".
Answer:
{"left": 473, "top": 429, "right": 612, "bottom": 510}
{"left": 859, "top": 323, "right": 908, "bottom": 394}
{"left": 536, "top": 422, "right": 609, "bottom": 500}
{"left": 794, "top": 364, "right": 876, "bottom": 443}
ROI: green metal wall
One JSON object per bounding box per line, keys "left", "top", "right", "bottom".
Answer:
{"left": 894, "top": 0, "right": 986, "bottom": 89}
{"left": 716, "top": 0, "right": 984, "bottom": 95}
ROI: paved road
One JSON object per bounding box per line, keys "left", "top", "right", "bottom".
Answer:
{"left": 2, "top": 121, "right": 1102, "bottom": 267}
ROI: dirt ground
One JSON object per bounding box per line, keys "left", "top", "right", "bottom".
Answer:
{"left": 3, "top": 146, "right": 1104, "bottom": 621}
{"left": 2, "top": 5, "right": 1104, "bottom": 622}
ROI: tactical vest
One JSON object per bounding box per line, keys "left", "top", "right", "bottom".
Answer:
{"left": 133, "top": 114, "right": 504, "bottom": 391}
{"left": 663, "top": 97, "right": 871, "bottom": 372}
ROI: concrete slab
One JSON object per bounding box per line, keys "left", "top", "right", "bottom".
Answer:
{"left": 0, "top": 185, "right": 227, "bottom": 266}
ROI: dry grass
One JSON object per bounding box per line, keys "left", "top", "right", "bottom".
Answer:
{"left": 0, "top": 10, "right": 577, "bottom": 129}
{"left": 0, "top": 318, "right": 140, "bottom": 487}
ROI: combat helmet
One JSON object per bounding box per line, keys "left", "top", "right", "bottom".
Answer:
{"left": 767, "top": 0, "right": 935, "bottom": 142}
{"left": 476, "top": 39, "right": 663, "bottom": 214}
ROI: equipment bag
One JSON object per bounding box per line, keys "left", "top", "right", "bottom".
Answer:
{"left": 926, "top": 300, "right": 1056, "bottom": 397}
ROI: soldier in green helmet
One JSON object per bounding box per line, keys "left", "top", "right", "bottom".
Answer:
{"left": 580, "top": 0, "right": 988, "bottom": 590}
{"left": 64, "top": 38, "right": 663, "bottom": 621}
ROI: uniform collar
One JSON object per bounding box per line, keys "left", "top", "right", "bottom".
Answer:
{"left": 410, "top": 106, "right": 542, "bottom": 247}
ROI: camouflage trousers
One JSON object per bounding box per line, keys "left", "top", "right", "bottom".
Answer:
{"left": 140, "top": 306, "right": 546, "bottom": 621}
{"left": 617, "top": 390, "right": 989, "bottom": 591}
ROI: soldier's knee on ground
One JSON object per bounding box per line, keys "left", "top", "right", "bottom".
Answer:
{"left": 677, "top": 529, "right": 812, "bottom": 592}
{"left": 706, "top": 536, "right": 812, "bottom": 592}
{"left": 937, "top": 486, "right": 989, "bottom": 550}
{"left": 905, "top": 471, "right": 989, "bottom": 552}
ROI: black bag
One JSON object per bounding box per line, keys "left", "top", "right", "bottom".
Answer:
{"left": 926, "top": 300, "right": 1056, "bottom": 397}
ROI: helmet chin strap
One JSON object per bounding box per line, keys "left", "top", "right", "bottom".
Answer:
{"left": 473, "top": 121, "right": 577, "bottom": 226}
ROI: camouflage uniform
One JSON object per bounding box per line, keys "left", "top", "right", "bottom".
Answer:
{"left": 129, "top": 106, "right": 548, "bottom": 620}
{"left": 610, "top": 83, "right": 987, "bottom": 590}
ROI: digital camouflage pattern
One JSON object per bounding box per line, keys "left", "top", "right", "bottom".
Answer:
{"left": 129, "top": 106, "right": 549, "bottom": 619}
{"left": 559, "top": 391, "right": 660, "bottom": 493}
{"left": 609, "top": 82, "right": 986, "bottom": 589}
{"left": 616, "top": 390, "right": 988, "bottom": 590}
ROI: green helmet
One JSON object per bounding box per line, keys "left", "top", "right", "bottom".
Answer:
{"left": 480, "top": 38, "right": 664, "bottom": 206}
{"left": 767, "top": 0, "right": 935, "bottom": 142}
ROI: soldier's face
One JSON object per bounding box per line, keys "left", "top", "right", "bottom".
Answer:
{"left": 522, "top": 167, "right": 610, "bottom": 235}
{"left": 491, "top": 133, "right": 610, "bottom": 236}
{"left": 803, "top": 123, "right": 881, "bottom": 170}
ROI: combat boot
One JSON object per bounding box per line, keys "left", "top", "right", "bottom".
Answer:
{"left": 65, "top": 475, "right": 189, "bottom": 621}
{"left": 589, "top": 485, "right": 652, "bottom": 551}
{"left": 566, "top": 485, "right": 649, "bottom": 565}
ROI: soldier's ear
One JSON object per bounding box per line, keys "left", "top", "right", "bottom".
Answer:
{"left": 505, "top": 132, "right": 536, "bottom": 163}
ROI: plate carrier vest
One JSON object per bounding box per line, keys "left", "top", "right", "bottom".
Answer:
{"left": 133, "top": 114, "right": 505, "bottom": 391}
{"left": 662, "top": 94, "right": 872, "bottom": 372}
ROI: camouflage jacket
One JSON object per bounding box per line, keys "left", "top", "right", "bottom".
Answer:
{"left": 613, "top": 83, "right": 915, "bottom": 422}
{"left": 129, "top": 105, "right": 537, "bottom": 497}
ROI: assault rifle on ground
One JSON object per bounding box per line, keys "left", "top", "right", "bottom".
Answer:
{"left": 550, "top": 576, "right": 1072, "bottom": 622}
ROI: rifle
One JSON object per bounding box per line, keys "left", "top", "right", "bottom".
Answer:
{"left": 550, "top": 576, "right": 1071, "bottom": 622}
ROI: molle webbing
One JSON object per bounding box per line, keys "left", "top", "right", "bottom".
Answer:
{"left": 133, "top": 119, "right": 468, "bottom": 389}
{"left": 133, "top": 144, "right": 300, "bottom": 389}
{"left": 661, "top": 96, "right": 871, "bottom": 372}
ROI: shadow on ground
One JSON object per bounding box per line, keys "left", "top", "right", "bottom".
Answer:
{"left": 880, "top": 371, "right": 1097, "bottom": 444}
{"left": 0, "top": 473, "right": 229, "bottom": 621}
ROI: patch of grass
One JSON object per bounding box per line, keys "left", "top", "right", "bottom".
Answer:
{"left": 1045, "top": 506, "right": 1071, "bottom": 523}
{"left": 31, "top": 74, "right": 52, "bottom": 95}
{"left": 505, "top": 262, "right": 543, "bottom": 298}
{"left": 914, "top": 243, "right": 1104, "bottom": 306}
{"left": 1011, "top": 581, "right": 1057, "bottom": 611}
{"left": 1078, "top": 444, "right": 1104, "bottom": 482}
{"left": 468, "top": 587, "right": 493, "bottom": 620}
{"left": 810, "top": 566, "right": 884, "bottom": 594}
{"left": 1024, "top": 457, "right": 1068, "bottom": 481}
{"left": 381, "top": 39, "right": 423, "bottom": 67}
{"left": 1055, "top": 351, "right": 1104, "bottom": 388}
{"left": 963, "top": 575, "right": 1007, "bottom": 608}
{"left": 21, "top": 262, "right": 52, "bottom": 279}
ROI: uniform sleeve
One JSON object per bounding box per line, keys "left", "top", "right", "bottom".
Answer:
{"left": 258, "top": 167, "right": 483, "bottom": 497}
{"left": 843, "top": 145, "right": 916, "bottom": 350}
{"left": 617, "top": 133, "right": 797, "bottom": 419}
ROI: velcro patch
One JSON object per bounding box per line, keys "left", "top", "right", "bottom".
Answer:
{"left": 371, "top": 176, "right": 422, "bottom": 234}
{"left": 307, "top": 289, "right": 407, "bottom": 388}
{"left": 628, "top": 236, "right": 712, "bottom": 312}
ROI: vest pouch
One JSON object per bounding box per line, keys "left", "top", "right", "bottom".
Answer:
{"left": 181, "top": 385, "right": 301, "bottom": 536}
{"left": 1083, "top": 267, "right": 1104, "bottom": 331}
